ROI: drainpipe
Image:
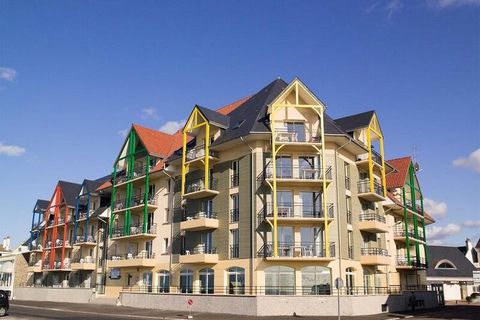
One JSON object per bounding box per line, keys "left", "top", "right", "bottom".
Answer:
{"left": 334, "top": 137, "right": 352, "bottom": 320}
{"left": 240, "top": 136, "right": 255, "bottom": 292}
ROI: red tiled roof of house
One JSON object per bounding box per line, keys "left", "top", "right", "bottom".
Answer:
{"left": 216, "top": 96, "right": 251, "bottom": 115}
{"left": 386, "top": 156, "right": 412, "bottom": 189}
{"left": 96, "top": 180, "right": 112, "bottom": 191}
{"left": 133, "top": 124, "right": 180, "bottom": 158}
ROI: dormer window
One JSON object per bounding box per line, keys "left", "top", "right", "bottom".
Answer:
{"left": 435, "top": 259, "right": 457, "bottom": 270}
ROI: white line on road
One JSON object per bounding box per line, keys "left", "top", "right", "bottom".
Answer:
{"left": 10, "top": 304, "right": 184, "bottom": 320}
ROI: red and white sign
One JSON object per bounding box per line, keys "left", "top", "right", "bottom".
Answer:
{"left": 187, "top": 298, "right": 193, "bottom": 305}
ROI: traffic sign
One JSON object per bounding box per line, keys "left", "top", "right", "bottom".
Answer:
{"left": 335, "top": 277, "right": 344, "bottom": 289}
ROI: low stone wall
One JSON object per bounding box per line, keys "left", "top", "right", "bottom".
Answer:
{"left": 13, "top": 287, "right": 94, "bottom": 304}
{"left": 120, "top": 291, "right": 438, "bottom": 316}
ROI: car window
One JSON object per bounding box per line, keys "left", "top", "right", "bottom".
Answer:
{"left": 0, "top": 291, "right": 5, "bottom": 299}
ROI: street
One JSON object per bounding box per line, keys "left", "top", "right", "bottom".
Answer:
{"left": 3, "top": 300, "right": 480, "bottom": 320}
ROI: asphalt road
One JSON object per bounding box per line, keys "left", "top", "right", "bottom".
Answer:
{"left": 4, "top": 300, "right": 480, "bottom": 320}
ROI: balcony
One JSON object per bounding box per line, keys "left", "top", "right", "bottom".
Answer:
{"left": 263, "top": 203, "right": 334, "bottom": 225}
{"left": 259, "top": 242, "right": 335, "bottom": 261}
{"left": 185, "top": 145, "right": 219, "bottom": 168}
{"left": 230, "top": 208, "right": 239, "bottom": 223}
{"left": 180, "top": 212, "right": 219, "bottom": 231}
{"left": 262, "top": 165, "right": 332, "bottom": 187}
{"left": 404, "top": 199, "right": 424, "bottom": 216}
{"left": 396, "top": 256, "right": 427, "bottom": 269}
{"left": 230, "top": 174, "right": 239, "bottom": 188}
{"left": 74, "top": 235, "right": 97, "bottom": 246}
{"left": 27, "top": 261, "right": 42, "bottom": 272}
{"left": 273, "top": 128, "right": 321, "bottom": 150}
{"left": 71, "top": 256, "right": 96, "bottom": 271}
{"left": 112, "top": 193, "right": 158, "bottom": 213}
{"left": 76, "top": 210, "right": 95, "bottom": 221}
{"left": 358, "top": 212, "right": 388, "bottom": 233}
{"left": 44, "top": 260, "right": 72, "bottom": 271}
{"left": 179, "top": 245, "right": 218, "bottom": 264}
{"left": 111, "top": 223, "right": 157, "bottom": 240}
{"left": 183, "top": 178, "right": 219, "bottom": 199}
{"left": 356, "top": 151, "right": 383, "bottom": 171}
{"left": 107, "top": 251, "right": 156, "bottom": 268}
{"left": 114, "top": 163, "right": 151, "bottom": 186}
{"left": 360, "top": 247, "right": 390, "bottom": 265}
{"left": 357, "top": 179, "right": 385, "bottom": 202}
{"left": 394, "top": 227, "right": 425, "bottom": 243}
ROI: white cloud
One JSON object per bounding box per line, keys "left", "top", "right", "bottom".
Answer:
{"left": 463, "top": 220, "right": 480, "bottom": 228}
{"left": 453, "top": 148, "right": 480, "bottom": 174}
{"left": 141, "top": 107, "right": 159, "bottom": 120}
{"left": 0, "top": 142, "right": 26, "bottom": 156}
{"left": 117, "top": 128, "right": 129, "bottom": 138}
{"left": 385, "top": 0, "right": 404, "bottom": 19}
{"left": 428, "top": 0, "right": 480, "bottom": 8}
{"left": 423, "top": 198, "right": 448, "bottom": 218}
{"left": 159, "top": 120, "right": 185, "bottom": 134}
{"left": 427, "top": 223, "right": 461, "bottom": 241}
{"left": 0, "top": 67, "right": 18, "bottom": 81}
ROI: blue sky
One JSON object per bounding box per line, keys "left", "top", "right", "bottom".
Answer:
{"left": 0, "top": 0, "right": 478, "bottom": 248}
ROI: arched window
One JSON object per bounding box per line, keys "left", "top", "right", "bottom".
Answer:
{"left": 180, "top": 269, "right": 193, "bottom": 293}
{"left": 435, "top": 260, "right": 457, "bottom": 270}
{"left": 157, "top": 270, "right": 170, "bottom": 293}
{"left": 345, "top": 267, "right": 355, "bottom": 295}
{"left": 199, "top": 268, "right": 214, "bottom": 294}
{"left": 228, "top": 267, "right": 245, "bottom": 294}
{"left": 302, "top": 266, "right": 331, "bottom": 295}
{"left": 265, "top": 266, "right": 295, "bottom": 295}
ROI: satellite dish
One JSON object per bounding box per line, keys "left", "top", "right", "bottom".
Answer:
{"left": 414, "top": 162, "right": 420, "bottom": 172}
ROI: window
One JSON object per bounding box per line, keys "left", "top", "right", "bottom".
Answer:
{"left": 435, "top": 260, "right": 457, "bottom": 269}
{"left": 302, "top": 266, "right": 332, "bottom": 295}
{"left": 157, "top": 270, "right": 170, "bottom": 293}
{"left": 231, "top": 160, "right": 240, "bottom": 187}
{"left": 228, "top": 267, "right": 245, "bottom": 294}
{"left": 265, "top": 266, "right": 295, "bottom": 295}
{"left": 163, "top": 238, "right": 169, "bottom": 254}
{"left": 230, "top": 229, "right": 239, "bottom": 259}
{"left": 344, "top": 162, "right": 351, "bottom": 190}
{"left": 164, "top": 209, "right": 169, "bottom": 224}
{"left": 275, "top": 156, "right": 292, "bottom": 178}
{"left": 202, "top": 199, "right": 213, "bottom": 217}
{"left": 286, "top": 122, "right": 306, "bottom": 142}
{"left": 300, "top": 191, "right": 321, "bottom": 218}
{"left": 277, "top": 191, "right": 293, "bottom": 217}
{"left": 230, "top": 194, "right": 239, "bottom": 222}
{"left": 347, "top": 231, "right": 353, "bottom": 259}
{"left": 199, "top": 268, "right": 214, "bottom": 294}
{"left": 346, "top": 195, "right": 352, "bottom": 224}
{"left": 345, "top": 268, "right": 355, "bottom": 295}
{"left": 180, "top": 269, "right": 193, "bottom": 293}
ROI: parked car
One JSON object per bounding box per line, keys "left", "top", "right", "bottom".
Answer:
{"left": 0, "top": 290, "right": 8, "bottom": 317}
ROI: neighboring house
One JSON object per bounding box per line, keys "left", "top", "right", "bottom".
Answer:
{"left": 459, "top": 238, "right": 480, "bottom": 269}
{"left": 427, "top": 244, "right": 479, "bottom": 301}
{"left": 0, "top": 237, "right": 29, "bottom": 298}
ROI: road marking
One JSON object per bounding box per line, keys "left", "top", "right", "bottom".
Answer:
{"left": 10, "top": 304, "right": 183, "bottom": 320}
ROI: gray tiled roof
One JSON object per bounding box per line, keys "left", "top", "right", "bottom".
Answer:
{"left": 58, "top": 181, "right": 82, "bottom": 207}
{"left": 427, "top": 245, "right": 477, "bottom": 278}
{"left": 334, "top": 110, "right": 375, "bottom": 132}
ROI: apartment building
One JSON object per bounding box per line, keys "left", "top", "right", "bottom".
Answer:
{"left": 103, "top": 124, "right": 183, "bottom": 296}
{"left": 22, "top": 78, "right": 437, "bottom": 312}
{"left": 155, "top": 77, "right": 436, "bottom": 296}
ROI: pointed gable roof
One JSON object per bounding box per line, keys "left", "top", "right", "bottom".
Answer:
{"left": 58, "top": 180, "right": 82, "bottom": 207}
{"left": 195, "top": 106, "right": 230, "bottom": 128}
{"left": 334, "top": 110, "right": 376, "bottom": 132}
{"left": 132, "top": 124, "right": 179, "bottom": 158}
{"left": 34, "top": 199, "right": 50, "bottom": 213}
{"left": 386, "top": 156, "right": 412, "bottom": 189}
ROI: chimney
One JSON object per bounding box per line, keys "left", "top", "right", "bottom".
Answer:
{"left": 466, "top": 238, "right": 473, "bottom": 251}
{"left": 2, "top": 236, "right": 10, "bottom": 251}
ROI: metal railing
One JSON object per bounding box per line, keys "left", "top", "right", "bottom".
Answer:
{"left": 230, "top": 174, "right": 239, "bottom": 187}
{"left": 396, "top": 256, "right": 427, "bottom": 268}
{"left": 75, "top": 235, "right": 96, "bottom": 243}
{"left": 348, "top": 246, "right": 354, "bottom": 259}
{"left": 346, "top": 210, "right": 352, "bottom": 224}
{"left": 108, "top": 251, "right": 155, "bottom": 260}
{"left": 182, "top": 245, "right": 217, "bottom": 255}
{"left": 345, "top": 176, "right": 351, "bottom": 190}
{"left": 404, "top": 199, "right": 424, "bottom": 214}
{"left": 71, "top": 256, "right": 95, "bottom": 264}
{"left": 357, "top": 179, "right": 384, "bottom": 197}
{"left": 359, "top": 212, "right": 386, "bottom": 223}
{"left": 263, "top": 203, "right": 334, "bottom": 219}
{"left": 274, "top": 129, "right": 321, "bottom": 143}
{"left": 230, "top": 245, "right": 239, "bottom": 259}
{"left": 111, "top": 223, "right": 157, "bottom": 238}
{"left": 185, "top": 145, "right": 219, "bottom": 162}
{"left": 394, "top": 227, "right": 425, "bottom": 241}
{"left": 114, "top": 163, "right": 150, "bottom": 184}
{"left": 259, "top": 242, "right": 335, "bottom": 258}
{"left": 361, "top": 247, "right": 389, "bottom": 256}
{"left": 182, "top": 212, "right": 217, "bottom": 221}
{"left": 263, "top": 165, "right": 333, "bottom": 180}
{"left": 230, "top": 208, "right": 239, "bottom": 222}
{"left": 185, "top": 178, "right": 218, "bottom": 193}
{"left": 357, "top": 150, "right": 382, "bottom": 165}
{"left": 113, "top": 193, "right": 157, "bottom": 211}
